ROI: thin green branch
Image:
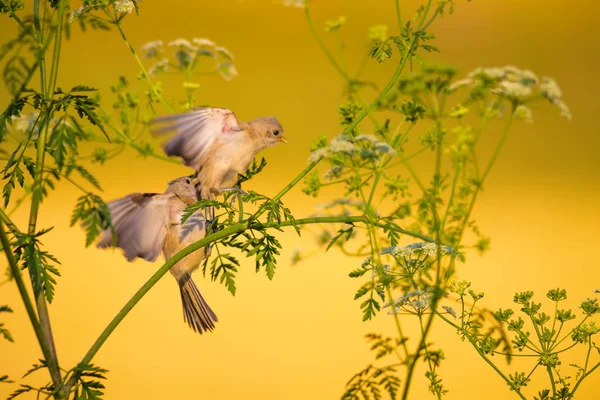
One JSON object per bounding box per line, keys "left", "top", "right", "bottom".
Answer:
{"left": 113, "top": 20, "right": 174, "bottom": 113}
{"left": 436, "top": 311, "right": 527, "bottom": 400}
{"left": 304, "top": 7, "right": 350, "bottom": 81}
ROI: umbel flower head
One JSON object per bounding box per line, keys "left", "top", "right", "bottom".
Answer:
{"left": 140, "top": 37, "right": 238, "bottom": 81}
{"left": 448, "top": 65, "right": 571, "bottom": 121}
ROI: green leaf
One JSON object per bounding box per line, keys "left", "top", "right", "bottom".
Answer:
{"left": 369, "top": 40, "right": 392, "bottom": 64}
{"left": 326, "top": 223, "right": 354, "bottom": 251}
{"left": 71, "top": 194, "right": 112, "bottom": 246}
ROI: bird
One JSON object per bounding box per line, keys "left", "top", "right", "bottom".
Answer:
{"left": 96, "top": 176, "right": 217, "bottom": 334}
{"left": 150, "top": 107, "right": 287, "bottom": 202}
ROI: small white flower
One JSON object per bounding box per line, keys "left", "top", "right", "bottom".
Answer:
{"left": 540, "top": 77, "right": 563, "bottom": 101}
{"left": 69, "top": 6, "right": 85, "bottom": 23}
{"left": 521, "top": 69, "right": 539, "bottom": 85}
{"left": 448, "top": 78, "right": 473, "bottom": 91}
{"left": 168, "top": 38, "right": 195, "bottom": 50}
{"left": 308, "top": 148, "right": 329, "bottom": 163}
{"left": 361, "top": 256, "right": 372, "bottom": 268}
{"left": 355, "top": 134, "right": 378, "bottom": 143}
{"left": 115, "top": 0, "right": 135, "bottom": 14}
{"left": 493, "top": 80, "right": 532, "bottom": 99}
{"left": 323, "top": 165, "right": 344, "bottom": 181}
{"left": 442, "top": 305, "right": 457, "bottom": 318}
{"left": 330, "top": 137, "right": 355, "bottom": 154}
{"left": 140, "top": 40, "right": 163, "bottom": 58}
{"left": 217, "top": 62, "right": 238, "bottom": 81}
{"left": 148, "top": 58, "right": 168, "bottom": 77}
{"left": 374, "top": 142, "right": 395, "bottom": 155}
{"left": 215, "top": 46, "right": 235, "bottom": 60}
{"left": 11, "top": 111, "right": 40, "bottom": 134}
{"left": 282, "top": 0, "right": 306, "bottom": 8}
{"left": 192, "top": 38, "right": 216, "bottom": 48}
{"left": 555, "top": 100, "right": 571, "bottom": 121}
{"left": 514, "top": 105, "right": 533, "bottom": 123}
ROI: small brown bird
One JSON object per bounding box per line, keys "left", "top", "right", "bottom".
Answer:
{"left": 151, "top": 107, "right": 287, "bottom": 201}
{"left": 97, "top": 177, "right": 217, "bottom": 334}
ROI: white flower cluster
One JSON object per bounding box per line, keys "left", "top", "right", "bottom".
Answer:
{"left": 449, "top": 65, "right": 571, "bottom": 121}
{"left": 282, "top": 0, "right": 306, "bottom": 7}
{"left": 388, "top": 289, "right": 433, "bottom": 313}
{"left": 115, "top": 0, "right": 135, "bottom": 14}
{"left": 441, "top": 305, "right": 457, "bottom": 318}
{"left": 370, "top": 264, "right": 391, "bottom": 279}
{"left": 10, "top": 111, "right": 71, "bottom": 137}
{"left": 307, "top": 134, "right": 395, "bottom": 164}
{"left": 381, "top": 242, "right": 453, "bottom": 258}
{"left": 69, "top": 6, "right": 86, "bottom": 23}
{"left": 148, "top": 58, "right": 168, "bottom": 77}
{"left": 141, "top": 37, "right": 237, "bottom": 81}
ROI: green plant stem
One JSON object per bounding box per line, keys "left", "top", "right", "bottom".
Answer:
{"left": 0, "top": 223, "right": 52, "bottom": 365}
{"left": 33, "top": 0, "right": 47, "bottom": 97}
{"left": 24, "top": 1, "right": 69, "bottom": 395}
{"left": 547, "top": 366, "right": 557, "bottom": 396}
{"left": 304, "top": 7, "right": 350, "bottom": 81}
{"left": 440, "top": 162, "right": 461, "bottom": 233}
{"left": 457, "top": 109, "right": 514, "bottom": 243}
{"left": 436, "top": 312, "right": 527, "bottom": 400}
{"left": 63, "top": 213, "right": 431, "bottom": 392}
{"left": 571, "top": 360, "right": 600, "bottom": 397}
{"left": 252, "top": 160, "right": 320, "bottom": 220}
{"left": 395, "top": 0, "right": 403, "bottom": 28}
{"left": 113, "top": 21, "right": 174, "bottom": 113}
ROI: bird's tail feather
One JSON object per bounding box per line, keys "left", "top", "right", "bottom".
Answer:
{"left": 179, "top": 274, "right": 218, "bottom": 334}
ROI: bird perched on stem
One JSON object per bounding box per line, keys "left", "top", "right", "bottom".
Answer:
{"left": 151, "top": 107, "right": 287, "bottom": 202}
{"left": 97, "top": 176, "right": 217, "bottom": 334}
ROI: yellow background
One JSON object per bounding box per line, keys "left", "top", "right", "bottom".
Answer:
{"left": 1, "top": 0, "right": 600, "bottom": 398}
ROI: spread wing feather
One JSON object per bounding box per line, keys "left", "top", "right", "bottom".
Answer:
{"left": 150, "top": 107, "right": 240, "bottom": 170}
{"left": 98, "top": 193, "right": 176, "bottom": 262}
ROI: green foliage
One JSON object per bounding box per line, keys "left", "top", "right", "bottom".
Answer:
{"left": 70, "top": 193, "right": 112, "bottom": 247}
{"left": 0, "top": 305, "right": 14, "bottom": 342}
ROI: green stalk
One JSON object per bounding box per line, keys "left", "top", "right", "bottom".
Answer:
{"left": 547, "top": 366, "right": 557, "bottom": 397}
{"left": 62, "top": 221, "right": 249, "bottom": 392}
{"left": 457, "top": 108, "right": 515, "bottom": 243}
{"left": 114, "top": 21, "right": 174, "bottom": 113}
{"left": 24, "top": 1, "right": 69, "bottom": 393}
{"left": 64, "top": 212, "right": 430, "bottom": 392}
{"left": 395, "top": 0, "right": 403, "bottom": 28}
{"left": 304, "top": 7, "right": 350, "bottom": 81}
{"left": 252, "top": 160, "right": 320, "bottom": 220}
{"left": 436, "top": 312, "right": 527, "bottom": 400}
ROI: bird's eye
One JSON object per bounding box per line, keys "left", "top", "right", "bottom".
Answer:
{"left": 273, "top": 130, "right": 279, "bottom": 136}
{"left": 185, "top": 178, "right": 191, "bottom": 184}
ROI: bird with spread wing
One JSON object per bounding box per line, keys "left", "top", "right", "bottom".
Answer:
{"left": 151, "top": 107, "right": 287, "bottom": 202}
{"left": 96, "top": 176, "right": 217, "bottom": 334}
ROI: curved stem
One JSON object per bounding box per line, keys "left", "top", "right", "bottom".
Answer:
{"left": 436, "top": 311, "right": 527, "bottom": 400}
{"left": 114, "top": 21, "right": 174, "bottom": 113}
{"left": 304, "top": 7, "right": 350, "bottom": 81}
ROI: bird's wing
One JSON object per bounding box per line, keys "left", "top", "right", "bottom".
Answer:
{"left": 97, "top": 193, "right": 176, "bottom": 262}
{"left": 150, "top": 107, "right": 241, "bottom": 170}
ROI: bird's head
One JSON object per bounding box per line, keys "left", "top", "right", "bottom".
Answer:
{"left": 166, "top": 176, "right": 197, "bottom": 199}
{"left": 249, "top": 116, "right": 288, "bottom": 148}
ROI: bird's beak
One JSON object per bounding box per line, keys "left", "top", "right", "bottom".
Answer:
{"left": 191, "top": 177, "right": 201, "bottom": 185}
{"left": 278, "top": 136, "right": 289, "bottom": 144}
